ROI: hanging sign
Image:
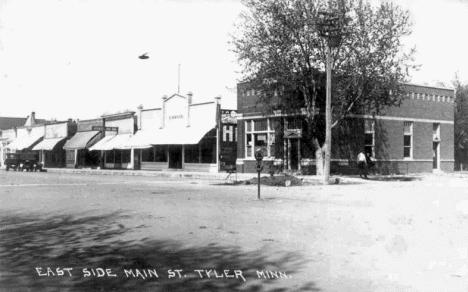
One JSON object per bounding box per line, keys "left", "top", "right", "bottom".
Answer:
{"left": 284, "top": 129, "right": 302, "bottom": 138}
{"left": 92, "top": 126, "right": 119, "bottom": 132}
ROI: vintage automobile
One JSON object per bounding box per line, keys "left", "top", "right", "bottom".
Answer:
{"left": 4, "top": 152, "right": 43, "bottom": 172}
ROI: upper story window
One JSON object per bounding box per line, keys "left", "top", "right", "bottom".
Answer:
{"left": 286, "top": 117, "right": 303, "bottom": 130}
{"left": 433, "top": 123, "right": 440, "bottom": 141}
{"left": 403, "top": 121, "right": 413, "bottom": 159}
{"left": 364, "top": 119, "right": 375, "bottom": 157}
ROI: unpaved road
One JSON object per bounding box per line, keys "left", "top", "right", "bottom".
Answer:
{"left": 1, "top": 171, "right": 468, "bottom": 291}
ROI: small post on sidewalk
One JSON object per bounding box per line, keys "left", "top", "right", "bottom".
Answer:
{"left": 257, "top": 169, "right": 261, "bottom": 199}
{"left": 255, "top": 150, "right": 264, "bottom": 199}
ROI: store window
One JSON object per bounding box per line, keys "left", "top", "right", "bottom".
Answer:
{"left": 155, "top": 146, "right": 167, "bottom": 162}
{"left": 66, "top": 150, "right": 75, "bottom": 164}
{"left": 185, "top": 144, "right": 199, "bottom": 163}
{"left": 364, "top": 119, "right": 375, "bottom": 157}
{"left": 404, "top": 121, "right": 413, "bottom": 158}
{"left": 122, "top": 150, "right": 131, "bottom": 164}
{"left": 200, "top": 140, "right": 216, "bottom": 163}
{"left": 245, "top": 119, "right": 275, "bottom": 158}
{"left": 106, "top": 150, "right": 115, "bottom": 163}
{"left": 142, "top": 147, "right": 155, "bottom": 162}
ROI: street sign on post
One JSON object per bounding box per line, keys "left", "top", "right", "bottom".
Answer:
{"left": 255, "top": 162, "right": 263, "bottom": 172}
{"left": 255, "top": 150, "right": 264, "bottom": 199}
{"left": 254, "top": 150, "right": 264, "bottom": 162}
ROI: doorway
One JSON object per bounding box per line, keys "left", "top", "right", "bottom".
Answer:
{"left": 169, "top": 145, "right": 183, "bottom": 169}
{"left": 134, "top": 149, "right": 141, "bottom": 170}
{"left": 290, "top": 139, "right": 299, "bottom": 170}
{"left": 433, "top": 142, "right": 439, "bottom": 170}
{"left": 114, "top": 150, "right": 122, "bottom": 169}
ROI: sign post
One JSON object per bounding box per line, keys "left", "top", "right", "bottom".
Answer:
{"left": 254, "top": 150, "right": 264, "bottom": 199}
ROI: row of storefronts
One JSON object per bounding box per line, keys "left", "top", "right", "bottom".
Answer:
{"left": 0, "top": 93, "right": 238, "bottom": 173}
{"left": 1, "top": 82, "right": 456, "bottom": 174}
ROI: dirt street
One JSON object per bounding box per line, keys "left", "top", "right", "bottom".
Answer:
{"left": 1, "top": 171, "right": 468, "bottom": 291}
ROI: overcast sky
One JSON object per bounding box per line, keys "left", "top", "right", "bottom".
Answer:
{"left": 0, "top": 0, "right": 467, "bottom": 121}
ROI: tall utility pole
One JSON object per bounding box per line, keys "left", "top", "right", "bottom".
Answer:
{"left": 317, "top": 11, "right": 343, "bottom": 184}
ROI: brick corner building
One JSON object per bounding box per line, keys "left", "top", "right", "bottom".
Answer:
{"left": 235, "top": 82, "right": 455, "bottom": 175}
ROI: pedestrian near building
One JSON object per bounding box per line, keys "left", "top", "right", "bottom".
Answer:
{"left": 357, "top": 151, "right": 368, "bottom": 179}
{"left": 366, "top": 153, "right": 375, "bottom": 175}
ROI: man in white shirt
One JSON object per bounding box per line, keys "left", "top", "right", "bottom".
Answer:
{"left": 357, "top": 151, "right": 368, "bottom": 179}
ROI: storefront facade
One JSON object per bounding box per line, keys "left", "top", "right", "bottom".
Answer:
{"left": 236, "top": 83, "right": 455, "bottom": 174}
{"left": 0, "top": 128, "right": 18, "bottom": 166}
{"left": 123, "top": 92, "right": 235, "bottom": 173}
{"left": 6, "top": 124, "right": 45, "bottom": 155}
{"left": 63, "top": 118, "right": 103, "bottom": 168}
{"left": 0, "top": 112, "right": 50, "bottom": 166}
{"left": 32, "top": 120, "right": 77, "bottom": 168}
{"left": 89, "top": 112, "right": 136, "bottom": 169}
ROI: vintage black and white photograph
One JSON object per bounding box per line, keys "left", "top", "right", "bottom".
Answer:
{"left": 1, "top": 0, "right": 468, "bottom": 291}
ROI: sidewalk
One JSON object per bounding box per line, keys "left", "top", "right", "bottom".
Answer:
{"left": 43, "top": 167, "right": 335, "bottom": 184}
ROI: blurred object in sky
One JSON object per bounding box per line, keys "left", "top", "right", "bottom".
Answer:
{"left": 138, "top": 53, "right": 149, "bottom": 59}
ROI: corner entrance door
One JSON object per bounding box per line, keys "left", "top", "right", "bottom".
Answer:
{"left": 433, "top": 142, "right": 439, "bottom": 169}
{"left": 169, "top": 145, "right": 183, "bottom": 169}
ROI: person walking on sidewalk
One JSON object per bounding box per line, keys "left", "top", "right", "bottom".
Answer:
{"left": 357, "top": 151, "right": 368, "bottom": 179}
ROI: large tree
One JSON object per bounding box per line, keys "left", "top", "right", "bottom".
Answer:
{"left": 453, "top": 75, "right": 468, "bottom": 170}
{"left": 230, "top": 0, "right": 417, "bottom": 177}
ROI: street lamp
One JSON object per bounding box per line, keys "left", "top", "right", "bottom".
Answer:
{"left": 316, "top": 11, "right": 343, "bottom": 184}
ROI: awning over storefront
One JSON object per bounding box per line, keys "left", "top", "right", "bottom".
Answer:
{"left": 120, "top": 124, "right": 214, "bottom": 148}
{"left": 63, "top": 131, "right": 100, "bottom": 150}
{"left": 32, "top": 137, "right": 66, "bottom": 151}
{"left": 6, "top": 131, "right": 44, "bottom": 151}
{"left": 89, "top": 135, "right": 116, "bottom": 151}
{"left": 121, "top": 131, "right": 152, "bottom": 149}
{"left": 106, "top": 134, "right": 133, "bottom": 150}
{"left": 90, "top": 134, "right": 133, "bottom": 151}
{"left": 153, "top": 125, "right": 215, "bottom": 145}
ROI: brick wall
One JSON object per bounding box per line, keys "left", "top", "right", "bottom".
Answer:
{"left": 412, "top": 122, "right": 433, "bottom": 160}
{"left": 236, "top": 83, "right": 455, "bottom": 174}
{"left": 440, "top": 123, "right": 454, "bottom": 161}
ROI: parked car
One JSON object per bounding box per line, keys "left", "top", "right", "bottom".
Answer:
{"left": 4, "top": 152, "right": 43, "bottom": 172}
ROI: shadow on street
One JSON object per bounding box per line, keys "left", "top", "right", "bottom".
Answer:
{"left": 0, "top": 212, "right": 320, "bottom": 292}
{"left": 365, "top": 175, "right": 421, "bottom": 182}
